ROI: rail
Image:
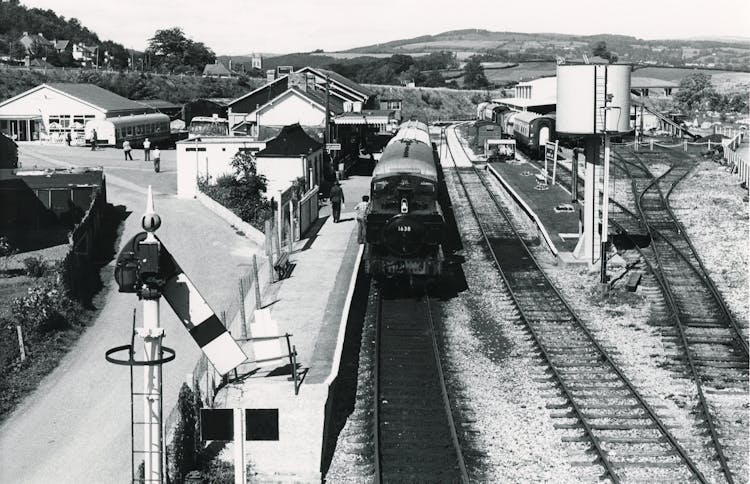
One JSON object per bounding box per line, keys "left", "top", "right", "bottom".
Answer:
{"left": 614, "top": 150, "right": 746, "bottom": 483}
{"left": 373, "top": 290, "right": 468, "bottom": 483}
{"left": 443, "top": 124, "right": 709, "bottom": 483}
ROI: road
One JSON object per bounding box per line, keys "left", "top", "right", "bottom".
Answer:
{"left": 0, "top": 143, "right": 261, "bottom": 483}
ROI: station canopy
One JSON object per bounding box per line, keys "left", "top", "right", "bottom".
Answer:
{"left": 333, "top": 110, "right": 397, "bottom": 129}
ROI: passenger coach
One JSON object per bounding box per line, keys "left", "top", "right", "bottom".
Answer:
{"left": 84, "top": 113, "right": 171, "bottom": 148}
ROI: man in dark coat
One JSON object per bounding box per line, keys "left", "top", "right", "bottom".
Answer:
{"left": 329, "top": 181, "right": 344, "bottom": 223}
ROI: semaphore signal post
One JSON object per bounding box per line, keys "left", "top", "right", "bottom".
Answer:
{"left": 107, "top": 186, "right": 247, "bottom": 484}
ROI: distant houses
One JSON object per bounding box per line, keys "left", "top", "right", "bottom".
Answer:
{"left": 17, "top": 31, "right": 98, "bottom": 67}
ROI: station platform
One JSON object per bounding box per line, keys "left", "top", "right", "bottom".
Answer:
{"left": 487, "top": 160, "right": 581, "bottom": 258}
{"left": 215, "top": 171, "right": 371, "bottom": 482}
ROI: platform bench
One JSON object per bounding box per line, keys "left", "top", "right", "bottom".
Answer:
{"left": 626, "top": 271, "right": 641, "bottom": 292}
{"left": 274, "top": 252, "right": 291, "bottom": 280}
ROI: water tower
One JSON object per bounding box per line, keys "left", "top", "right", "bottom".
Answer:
{"left": 556, "top": 64, "right": 631, "bottom": 279}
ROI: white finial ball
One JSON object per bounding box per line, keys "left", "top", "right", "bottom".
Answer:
{"left": 142, "top": 212, "right": 161, "bottom": 232}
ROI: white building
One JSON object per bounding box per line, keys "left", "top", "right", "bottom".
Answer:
{"left": 176, "top": 136, "right": 267, "bottom": 198}
{"left": 176, "top": 124, "right": 324, "bottom": 200}
{"left": 254, "top": 124, "right": 325, "bottom": 196}
{"left": 0, "top": 83, "right": 152, "bottom": 142}
{"left": 244, "top": 87, "right": 340, "bottom": 136}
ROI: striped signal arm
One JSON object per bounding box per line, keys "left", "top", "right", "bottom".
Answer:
{"left": 156, "top": 234, "right": 247, "bottom": 375}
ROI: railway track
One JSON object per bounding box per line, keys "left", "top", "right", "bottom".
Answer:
{"left": 373, "top": 287, "right": 468, "bottom": 483}
{"left": 443, "top": 126, "right": 713, "bottom": 483}
{"left": 499, "top": 139, "right": 747, "bottom": 482}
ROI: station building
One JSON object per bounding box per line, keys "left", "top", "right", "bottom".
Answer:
{"left": 0, "top": 83, "right": 154, "bottom": 143}
{"left": 225, "top": 67, "right": 399, "bottom": 164}
{"left": 176, "top": 124, "right": 324, "bottom": 199}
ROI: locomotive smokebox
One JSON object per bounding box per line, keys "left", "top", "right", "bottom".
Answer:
{"left": 556, "top": 64, "right": 631, "bottom": 135}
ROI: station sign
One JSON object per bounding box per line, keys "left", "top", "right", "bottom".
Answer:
{"left": 325, "top": 143, "right": 341, "bottom": 151}
{"left": 200, "top": 408, "right": 279, "bottom": 441}
{"left": 545, "top": 142, "right": 557, "bottom": 163}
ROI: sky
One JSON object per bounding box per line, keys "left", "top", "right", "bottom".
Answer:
{"left": 20, "top": 0, "right": 750, "bottom": 55}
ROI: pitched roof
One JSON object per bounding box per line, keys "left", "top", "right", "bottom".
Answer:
{"left": 298, "top": 67, "right": 373, "bottom": 99}
{"left": 203, "top": 63, "right": 232, "bottom": 76}
{"left": 228, "top": 74, "right": 289, "bottom": 108}
{"left": 53, "top": 40, "right": 70, "bottom": 51}
{"left": 294, "top": 86, "right": 345, "bottom": 114}
{"left": 19, "top": 33, "right": 50, "bottom": 46}
{"left": 256, "top": 123, "right": 322, "bottom": 157}
{"left": 137, "top": 99, "right": 182, "bottom": 110}
{"left": 43, "top": 83, "right": 150, "bottom": 113}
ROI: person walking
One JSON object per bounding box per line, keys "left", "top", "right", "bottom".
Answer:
{"left": 143, "top": 137, "right": 151, "bottom": 161}
{"left": 90, "top": 129, "right": 97, "bottom": 151}
{"left": 65, "top": 131, "right": 72, "bottom": 146}
{"left": 354, "top": 195, "right": 370, "bottom": 244}
{"left": 122, "top": 139, "right": 133, "bottom": 160}
{"left": 329, "top": 180, "right": 344, "bottom": 223}
{"left": 152, "top": 146, "right": 161, "bottom": 173}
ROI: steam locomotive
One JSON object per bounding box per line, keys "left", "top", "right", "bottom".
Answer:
{"left": 364, "top": 120, "right": 446, "bottom": 278}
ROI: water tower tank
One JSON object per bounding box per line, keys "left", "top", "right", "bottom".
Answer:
{"left": 556, "top": 64, "right": 631, "bottom": 135}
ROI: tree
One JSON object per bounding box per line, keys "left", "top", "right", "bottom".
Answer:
{"left": 591, "top": 41, "right": 618, "bottom": 63}
{"left": 146, "top": 27, "right": 215, "bottom": 73}
{"left": 422, "top": 70, "right": 447, "bottom": 88}
{"left": 674, "top": 73, "right": 717, "bottom": 112}
{"left": 168, "top": 383, "right": 202, "bottom": 484}
{"left": 463, "top": 56, "right": 489, "bottom": 89}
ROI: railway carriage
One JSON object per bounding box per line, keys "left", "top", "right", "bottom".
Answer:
{"left": 512, "top": 111, "right": 556, "bottom": 159}
{"left": 364, "top": 120, "right": 446, "bottom": 278}
{"left": 84, "top": 113, "right": 171, "bottom": 148}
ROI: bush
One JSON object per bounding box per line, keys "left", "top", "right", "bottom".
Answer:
{"left": 198, "top": 152, "right": 273, "bottom": 230}
{"left": 11, "top": 278, "right": 82, "bottom": 333}
{"left": 22, "top": 256, "right": 49, "bottom": 278}
{"left": 169, "top": 383, "right": 203, "bottom": 484}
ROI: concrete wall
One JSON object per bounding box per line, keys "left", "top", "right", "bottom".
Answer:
{"left": 176, "top": 137, "right": 266, "bottom": 198}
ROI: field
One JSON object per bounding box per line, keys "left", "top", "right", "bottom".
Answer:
{"left": 634, "top": 66, "right": 750, "bottom": 92}
{"left": 364, "top": 84, "right": 500, "bottom": 120}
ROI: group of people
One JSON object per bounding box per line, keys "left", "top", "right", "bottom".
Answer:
{"left": 329, "top": 180, "right": 370, "bottom": 244}
{"left": 122, "top": 137, "right": 160, "bottom": 165}
{"left": 82, "top": 129, "right": 161, "bottom": 172}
